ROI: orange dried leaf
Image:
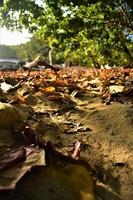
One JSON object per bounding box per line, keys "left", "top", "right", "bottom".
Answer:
{"left": 41, "top": 86, "right": 56, "bottom": 94}
{"left": 46, "top": 86, "right": 56, "bottom": 92}
{"left": 55, "top": 79, "right": 68, "bottom": 87}
{"left": 17, "top": 94, "right": 26, "bottom": 104}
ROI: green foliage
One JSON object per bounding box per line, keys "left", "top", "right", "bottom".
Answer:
{"left": 0, "top": 0, "right": 132, "bottom": 66}
{"left": 15, "top": 34, "right": 49, "bottom": 61}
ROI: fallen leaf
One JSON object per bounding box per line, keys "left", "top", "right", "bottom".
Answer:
{"left": 0, "top": 147, "right": 45, "bottom": 190}
{"left": 109, "top": 85, "right": 124, "bottom": 94}
{"left": 0, "top": 147, "right": 26, "bottom": 170}
{"left": 71, "top": 140, "right": 81, "bottom": 160}
{"left": 54, "top": 79, "right": 68, "bottom": 87}
{"left": 44, "top": 86, "right": 56, "bottom": 93}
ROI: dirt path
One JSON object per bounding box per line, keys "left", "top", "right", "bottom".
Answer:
{"left": 66, "top": 99, "right": 133, "bottom": 200}
{"left": 15, "top": 95, "right": 133, "bottom": 200}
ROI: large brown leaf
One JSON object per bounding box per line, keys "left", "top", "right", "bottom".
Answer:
{"left": 0, "top": 147, "right": 45, "bottom": 190}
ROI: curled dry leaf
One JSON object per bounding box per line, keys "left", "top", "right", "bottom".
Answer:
{"left": 0, "top": 147, "right": 45, "bottom": 190}
{"left": 0, "top": 147, "right": 26, "bottom": 170}
{"left": 71, "top": 140, "right": 81, "bottom": 160}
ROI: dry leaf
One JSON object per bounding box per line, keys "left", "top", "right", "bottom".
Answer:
{"left": 0, "top": 147, "right": 45, "bottom": 190}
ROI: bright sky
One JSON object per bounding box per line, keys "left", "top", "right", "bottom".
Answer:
{"left": 0, "top": 0, "right": 43, "bottom": 46}
{"left": 0, "top": 27, "right": 32, "bottom": 46}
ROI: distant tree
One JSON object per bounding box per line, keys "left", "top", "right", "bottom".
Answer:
{"left": 0, "top": 45, "right": 17, "bottom": 58}
{"left": 15, "top": 34, "right": 49, "bottom": 61}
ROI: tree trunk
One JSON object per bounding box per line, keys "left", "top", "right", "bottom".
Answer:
{"left": 49, "top": 47, "right": 54, "bottom": 65}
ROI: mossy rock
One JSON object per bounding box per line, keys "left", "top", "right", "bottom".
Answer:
{"left": 0, "top": 103, "right": 21, "bottom": 128}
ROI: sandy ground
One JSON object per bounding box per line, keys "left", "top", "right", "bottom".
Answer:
{"left": 10, "top": 94, "right": 132, "bottom": 200}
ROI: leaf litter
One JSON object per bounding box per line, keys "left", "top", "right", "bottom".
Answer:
{"left": 0, "top": 67, "right": 133, "bottom": 200}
